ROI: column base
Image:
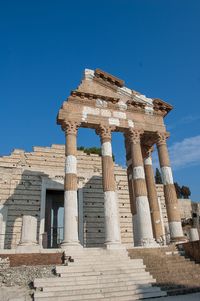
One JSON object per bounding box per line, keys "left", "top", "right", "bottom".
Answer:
{"left": 16, "top": 243, "right": 40, "bottom": 253}
{"left": 60, "top": 241, "right": 83, "bottom": 251}
{"left": 135, "top": 238, "right": 159, "bottom": 248}
{"left": 170, "top": 236, "right": 188, "bottom": 244}
{"left": 104, "top": 242, "right": 125, "bottom": 250}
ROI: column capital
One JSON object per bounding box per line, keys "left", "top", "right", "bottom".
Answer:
{"left": 127, "top": 129, "right": 144, "bottom": 144}
{"left": 96, "top": 125, "right": 114, "bottom": 142}
{"left": 142, "top": 144, "right": 154, "bottom": 159}
{"left": 156, "top": 131, "right": 170, "bottom": 146}
{"left": 62, "top": 121, "right": 80, "bottom": 136}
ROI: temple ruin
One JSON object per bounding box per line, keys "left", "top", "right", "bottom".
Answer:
{"left": 0, "top": 68, "right": 193, "bottom": 251}
{"left": 1, "top": 69, "right": 200, "bottom": 301}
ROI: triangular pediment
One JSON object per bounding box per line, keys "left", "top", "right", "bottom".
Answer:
{"left": 74, "top": 68, "right": 172, "bottom": 115}
{"left": 57, "top": 68, "right": 172, "bottom": 134}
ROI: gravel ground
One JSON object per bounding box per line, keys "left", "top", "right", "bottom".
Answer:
{"left": 0, "top": 265, "right": 57, "bottom": 301}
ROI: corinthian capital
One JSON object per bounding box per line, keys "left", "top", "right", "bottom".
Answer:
{"left": 96, "top": 125, "right": 113, "bottom": 142}
{"left": 62, "top": 121, "right": 80, "bottom": 136}
{"left": 142, "top": 144, "right": 154, "bottom": 159}
{"left": 156, "top": 131, "right": 170, "bottom": 146}
{"left": 127, "top": 129, "right": 144, "bottom": 144}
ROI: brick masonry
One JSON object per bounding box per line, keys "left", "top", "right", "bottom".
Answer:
{"left": 0, "top": 253, "right": 63, "bottom": 267}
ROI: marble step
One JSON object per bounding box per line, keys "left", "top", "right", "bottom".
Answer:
{"left": 34, "top": 286, "right": 166, "bottom": 300}
{"left": 41, "top": 282, "right": 152, "bottom": 292}
{"left": 34, "top": 276, "right": 156, "bottom": 288}
{"left": 57, "top": 262, "right": 145, "bottom": 272}
{"left": 40, "top": 285, "right": 162, "bottom": 294}
{"left": 71, "top": 259, "right": 142, "bottom": 265}
{"left": 58, "top": 270, "right": 153, "bottom": 279}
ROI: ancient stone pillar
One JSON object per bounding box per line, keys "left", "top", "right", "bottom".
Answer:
{"left": 16, "top": 215, "right": 40, "bottom": 252}
{"left": 143, "top": 146, "right": 164, "bottom": 243}
{"left": 189, "top": 228, "right": 199, "bottom": 242}
{"left": 124, "top": 135, "right": 136, "bottom": 229}
{"left": 156, "top": 132, "right": 184, "bottom": 241}
{"left": 20, "top": 215, "right": 38, "bottom": 245}
{"left": 61, "top": 121, "right": 81, "bottom": 249}
{"left": 128, "top": 129, "right": 156, "bottom": 247}
{"left": 96, "top": 125, "right": 121, "bottom": 248}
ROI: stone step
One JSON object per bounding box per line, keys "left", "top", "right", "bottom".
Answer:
{"left": 59, "top": 270, "right": 152, "bottom": 278}
{"left": 34, "top": 275, "right": 156, "bottom": 288}
{"left": 69, "top": 249, "right": 128, "bottom": 254}
{"left": 71, "top": 259, "right": 140, "bottom": 265}
{"left": 57, "top": 262, "right": 145, "bottom": 272}
{"left": 72, "top": 255, "right": 136, "bottom": 260}
{"left": 72, "top": 257, "right": 135, "bottom": 264}
{"left": 34, "top": 286, "right": 166, "bottom": 300}
{"left": 41, "top": 282, "right": 152, "bottom": 292}
{"left": 147, "top": 267, "right": 200, "bottom": 274}
{"left": 41, "top": 284, "right": 162, "bottom": 295}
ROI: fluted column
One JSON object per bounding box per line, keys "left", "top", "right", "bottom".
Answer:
{"left": 96, "top": 125, "right": 121, "bottom": 249}
{"left": 128, "top": 129, "right": 156, "bottom": 247}
{"left": 61, "top": 121, "right": 81, "bottom": 248}
{"left": 143, "top": 146, "right": 164, "bottom": 243}
{"left": 156, "top": 132, "right": 184, "bottom": 242}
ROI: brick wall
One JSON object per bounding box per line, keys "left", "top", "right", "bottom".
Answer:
{"left": 179, "top": 241, "right": 200, "bottom": 263}
{"left": 0, "top": 253, "right": 63, "bottom": 267}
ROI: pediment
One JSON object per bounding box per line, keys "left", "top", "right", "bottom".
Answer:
{"left": 75, "top": 68, "right": 172, "bottom": 115}
{"left": 57, "top": 68, "right": 172, "bottom": 134}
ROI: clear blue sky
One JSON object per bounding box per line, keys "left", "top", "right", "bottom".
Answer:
{"left": 0, "top": 1, "right": 200, "bottom": 200}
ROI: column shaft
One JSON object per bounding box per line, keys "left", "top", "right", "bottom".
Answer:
{"left": 156, "top": 132, "right": 184, "bottom": 241}
{"left": 62, "top": 121, "right": 80, "bottom": 247}
{"left": 97, "top": 125, "right": 121, "bottom": 248}
{"left": 143, "top": 150, "right": 164, "bottom": 242}
{"left": 128, "top": 129, "right": 156, "bottom": 247}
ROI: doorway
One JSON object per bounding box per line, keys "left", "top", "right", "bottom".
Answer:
{"left": 45, "top": 190, "right": 64, "bottom": 248}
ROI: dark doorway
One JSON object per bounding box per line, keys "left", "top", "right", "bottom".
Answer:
{"left": 45, "top": 190, "right": 64, "bottom": 248}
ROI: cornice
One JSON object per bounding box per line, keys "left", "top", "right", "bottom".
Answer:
{"left": 94, "top": 68, "right": 124, "bottom": 87}
{"left": 70, "top": 90, "right": 119, "bottom": 104}
{"left": 153, "top": 98, "right": 173, "bottom": 116}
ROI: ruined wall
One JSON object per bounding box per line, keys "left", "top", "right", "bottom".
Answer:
{"left": 1, "top": 144, "right": 195, "bottom": 249}
{"left": 0, "top": 144, "right": 133, "bottom": 248}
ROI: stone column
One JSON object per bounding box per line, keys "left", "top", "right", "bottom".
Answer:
{"left": 128, "top": 129, "right": 156, "bottom": 247}
{"left": 156, "top": 132, "right": 184, "bottom": 241}
{"left": 16, "top": 215, "right": 40, "bottom": 253}
{"left": 61, "top": 121, "right": 81, "bottom": 249}
{"left": 124, "top": 135, "right": 136, "bottom": 245}
{"left": 143, "top": 146, "right": 164, "bottom": 243}
{"left": 96, "top": 125, "right": 121, "bottom": 249}
{"left": 189, "top": 228, "right": 199, "bottom": 241}
{"left": 20, "top": 215, "right": 38, "bottom": 245}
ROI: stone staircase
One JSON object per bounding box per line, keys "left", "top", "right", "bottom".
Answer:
{"left": 34, "top": 248, "right": 166, "bottom": 301}
{"left": 128, "top": 245, "right": 200, "bottom": 296}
